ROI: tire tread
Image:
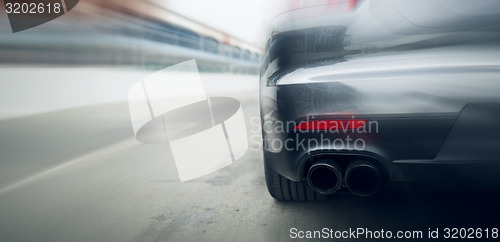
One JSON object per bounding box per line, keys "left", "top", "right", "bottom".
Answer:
{"left": 264, "top": 162, "right": 327, "bottom": 201}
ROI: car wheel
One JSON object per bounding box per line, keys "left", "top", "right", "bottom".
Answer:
{"left": 264, "top": 161, "right": 328, "bottom": 201}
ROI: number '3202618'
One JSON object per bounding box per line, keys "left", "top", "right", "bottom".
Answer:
{"left": 443, "top": 228, "right": 498, "bottom": 239}
{"left": 5, "top": 2, "right": 61, "bottom": 14}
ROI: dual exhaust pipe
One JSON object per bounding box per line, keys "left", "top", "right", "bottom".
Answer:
{"left": 307, "top": 159, "right": 384, "bottom": 196}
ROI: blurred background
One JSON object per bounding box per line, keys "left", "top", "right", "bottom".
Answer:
{"left": 0, "top": 0, "right": 278, "bottom": 119}
{"left": 0, "top": 0, "right": 267, "bottom": 71}
{"left": 1, "top": 1, "right": 500, "bottom": 242}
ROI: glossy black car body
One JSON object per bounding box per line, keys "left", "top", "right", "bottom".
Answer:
{"left": 260, "top": 0, "right": 500, "bottom": 201}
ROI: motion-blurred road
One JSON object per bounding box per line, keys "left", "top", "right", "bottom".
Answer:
{"left": 0, "top": 68, "right": 499, "bottom": 242}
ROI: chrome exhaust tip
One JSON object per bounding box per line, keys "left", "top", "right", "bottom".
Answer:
{"left": 345, "top": 160, "right": 383, "bottom": 196}
{"left": 307, "top": 160, "right": 342, "bottom": 194}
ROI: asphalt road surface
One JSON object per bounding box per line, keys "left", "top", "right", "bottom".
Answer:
{"left": 1, "top": 68, "right": 499, "bottom": 242}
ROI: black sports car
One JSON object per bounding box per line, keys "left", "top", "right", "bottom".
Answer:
{"left": 260, "top": 0, "right": 500, "bottom": 201}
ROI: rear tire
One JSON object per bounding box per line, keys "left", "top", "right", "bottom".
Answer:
{"left": 264, "top": 161, "right": 328, "bottom": 201}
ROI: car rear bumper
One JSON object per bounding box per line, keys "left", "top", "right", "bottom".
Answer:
{"left": 261, "top": 82, "right": 500, "bottom": 184}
